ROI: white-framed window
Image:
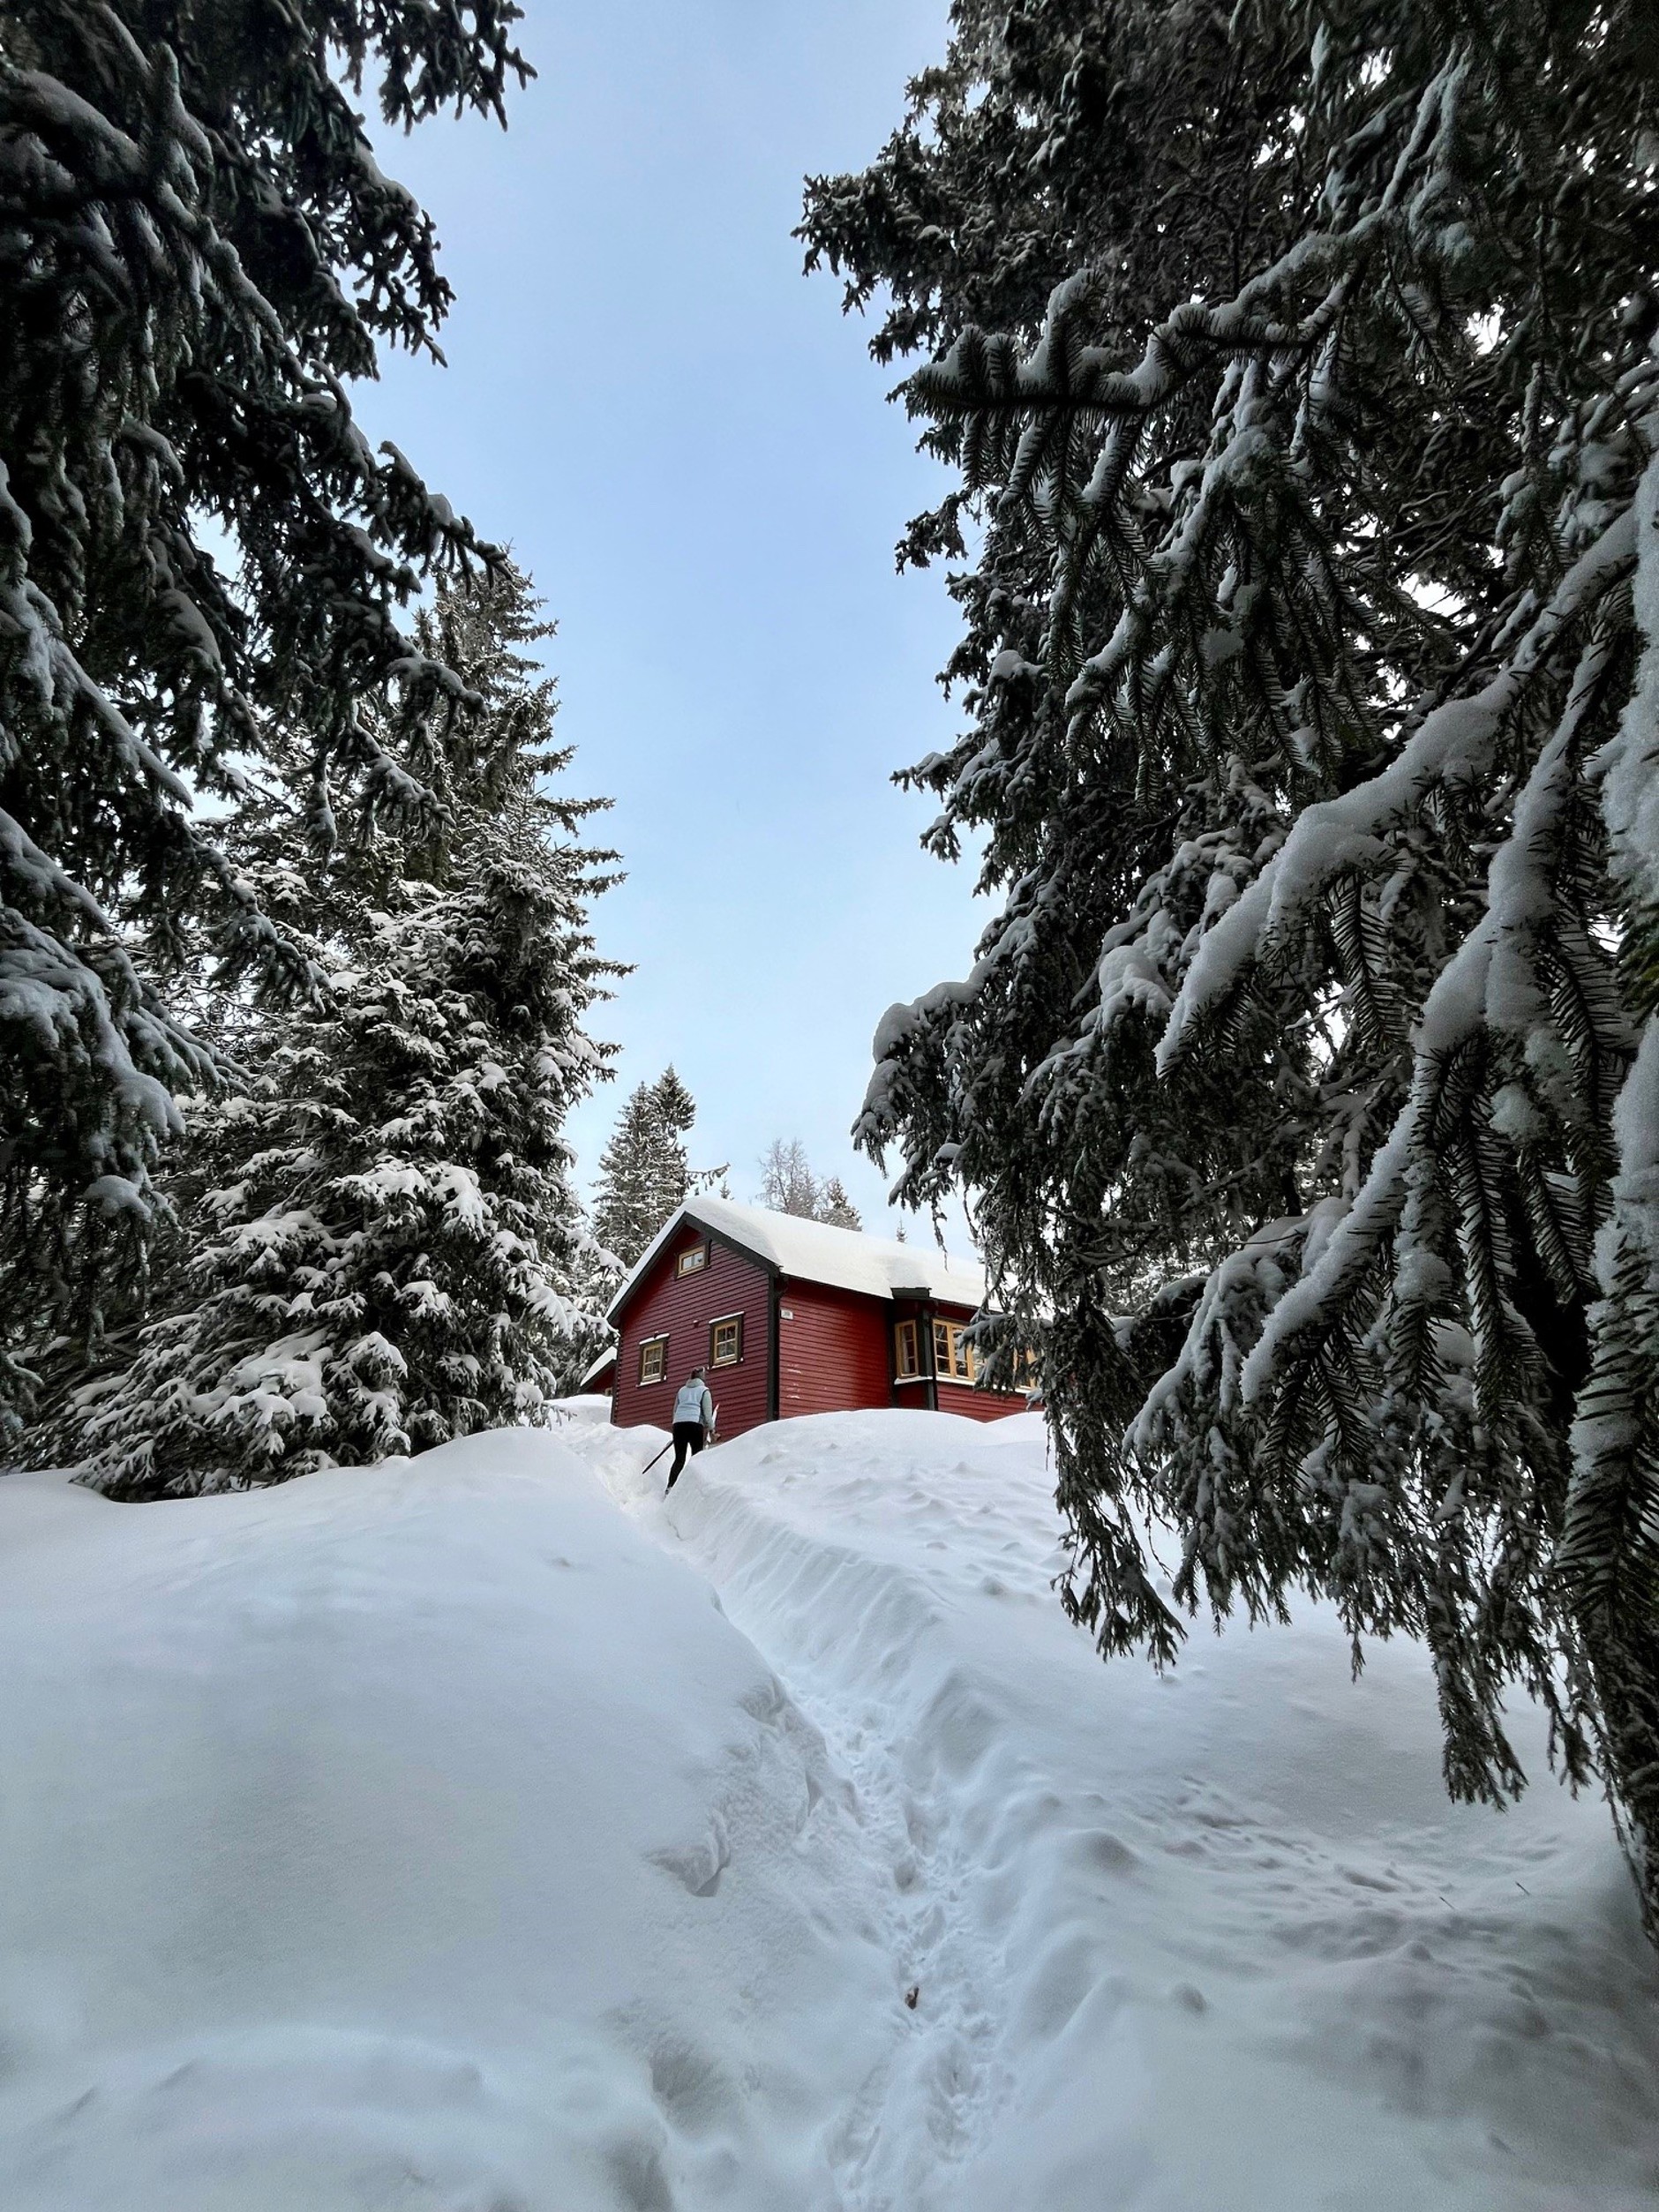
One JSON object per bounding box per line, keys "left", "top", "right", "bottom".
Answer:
{"left": 933, "top": 1319, "right": 976, "bottom": 1383}
{"left": 894, "top": 1319, "right": 921, "bottom": 1379}
{"left": 709, "top": 1313, "right": 743, "bottom": 1368}
{"left": 675, "top": 1244, "right": 709, "bottom": 1278}
{"left": 638, "top": 1335, "right": 669, "bottom": 1385}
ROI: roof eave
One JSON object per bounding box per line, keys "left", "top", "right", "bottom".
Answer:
{"left": 602, "top": 1203, "right": 694, "bottom": 1325}
{"left": 604, "top": 1195, "right": 991, "bottom": 1321}
{"left": 603, "top": 1196, "right": 777, "bottom": 1325}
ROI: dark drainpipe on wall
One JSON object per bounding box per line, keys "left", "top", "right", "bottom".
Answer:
{"left": 766, "top": 1276, "right": 781, "bottom": 1424}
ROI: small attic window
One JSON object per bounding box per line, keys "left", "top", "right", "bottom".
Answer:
{"left": 675, "top": 1244, "right": 709, "bottom": 1278}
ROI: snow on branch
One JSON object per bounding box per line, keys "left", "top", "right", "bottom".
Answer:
{"left": 1159, "top": 507, "right": 1639, "bottom": 1071}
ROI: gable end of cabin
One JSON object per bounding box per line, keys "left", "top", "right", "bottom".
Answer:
{"left": 610, "top": 1220, "right": 776, "bottom": 1440}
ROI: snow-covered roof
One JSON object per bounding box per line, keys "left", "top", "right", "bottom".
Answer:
{"left": 576, "top": 1346, "right": 617, "bottom": 1391}
{"left": 605, "top": 1196, "right": 988, "bottom": 1323}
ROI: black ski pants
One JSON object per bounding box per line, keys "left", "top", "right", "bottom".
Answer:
{"left": 666, "top": 1422, "right": 706, "bottom": 1488}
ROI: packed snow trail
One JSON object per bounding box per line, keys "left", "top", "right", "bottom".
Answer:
{"left": 1, "top": 1410, "right": 1656, "bottom": 2208}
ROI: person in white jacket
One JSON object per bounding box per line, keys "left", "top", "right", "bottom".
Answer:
{"left": 665, "top": 1367, "right": 715, "bottom": 1490}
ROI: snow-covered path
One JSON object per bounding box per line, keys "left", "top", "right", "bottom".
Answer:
{"left": 1, "top": 1407, "right": 1656, "bottom": 2208}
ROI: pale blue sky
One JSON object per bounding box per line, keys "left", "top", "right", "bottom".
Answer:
{"left": 351, "top": 0, "right": 986, "bottom": 1240}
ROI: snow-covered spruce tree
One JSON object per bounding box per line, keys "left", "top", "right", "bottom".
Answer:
{"left": 0, "top": 2, "right": 529, "bottom": 1438}
{"left": 818, "top": 1177, "right": 864, "bottom": 1232}
{"left": 591, "top": 1067, "right": 719, "bottom": 1265}
{"left": 807, "top": 0, "right": 1659, "bottom": 1934}
{"left": 62, "top": 561, "right": 622, "bottom": 1496}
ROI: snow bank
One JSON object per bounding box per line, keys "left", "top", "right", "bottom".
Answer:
{"left": 0, "top": 1431, "right": 894, "bottom": 2210}
{"left": 3, "top": 1409, "right": 1655, "bottom": 2209}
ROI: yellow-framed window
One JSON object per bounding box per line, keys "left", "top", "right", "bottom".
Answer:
{"left": 894, "top": 1318, "right": 920, "bottom": 1379}
{"left": 709, "top": 1314, "right": 743, "bottom": 1368}
{"left": 932, "top": 1319, "right": 976, "bottom": 1383}
{"left": 638, "top": 1335, "right": 669, "bottom": 1385}
{"left": 675, "top": 1244, "right": 709, "bottom": 1278}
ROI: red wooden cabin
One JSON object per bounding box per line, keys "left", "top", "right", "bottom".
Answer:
{"left": 604, "top": 1198, "right": 1026, "bottom": 1441}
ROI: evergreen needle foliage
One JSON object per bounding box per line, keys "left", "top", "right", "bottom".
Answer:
{"left": 53, "top": 561, "right": 622, "bottom": 1496}
{"left": 805, "top": 0, "right": 1659, "bottom": 1938}
{"left": 0, "top": 0, "right": 530, "bottom": 1437}
{"left": 592, "top": 1068, "right": 722, "bottom": 1268}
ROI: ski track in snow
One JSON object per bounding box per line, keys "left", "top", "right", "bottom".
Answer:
{"left": 740, "top": 1523, "right": 1012, "bottom": 2207}
{"left": 626, "top": 1428, "right": 1020, "bottom": 2205}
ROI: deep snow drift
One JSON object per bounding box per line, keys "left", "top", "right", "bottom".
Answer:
{"left": 2, "top": 1407, "right": 1656, "bottom": 2208}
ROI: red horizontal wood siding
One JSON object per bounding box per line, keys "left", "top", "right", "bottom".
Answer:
{"left": 935, "top": 1379, "right": 1025, "bottom": 1422}
{"left": 611, "top": 1226, "right": 773, "bottom": 1439}
{"left": 777, "top": 1282, "right": 891, "bottom": 1418}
